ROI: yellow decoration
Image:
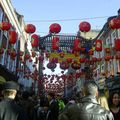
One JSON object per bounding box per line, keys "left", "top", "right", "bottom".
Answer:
{"left": 49, "top": 52, "right": 81, "bottom": 63}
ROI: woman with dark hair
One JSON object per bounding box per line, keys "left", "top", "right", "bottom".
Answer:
{"left": 108, "top": 92, "right": 120, "bottom": 120}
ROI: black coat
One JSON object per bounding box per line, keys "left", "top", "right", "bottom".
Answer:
{"left": 46, "top": 99, "right": 59, "bottom": 120}
{"left": 59, "top": 95, "right": 114, "bottom": 120}
{"left": 0, "top": 98, "right": 29, "bottom": 120}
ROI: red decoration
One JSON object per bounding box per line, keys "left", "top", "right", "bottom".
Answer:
{"left": 88, "top": 49, "right": 94, "bottom": 55}
{"left": 60, "top": 61, "right": 69, "bottom": 70}
{"left": 104, "top": 56, "right": 111, "bottom": 61}
{"left": 66, "top": 58, "right": 72, "bottom": 63}
{"left": 25, "top": 53, "right": 31, "bottom": 60}
{"left": 105, "top": 48, "right": 110, "bottom": 53}
{"left": 71, "top": 61, "right": 80, "bottom": 70}
{"left": 73, "top": 38, "right": 81, "bottom": 51}
{"left": 38, "top": 56, "right": 44, "bottom": 61}
{"left": 47, "top": 62, "right": 57, "bottom": 69}
{"left": 52, "top": 37, "right": 59, "bottom": 50}
{"left": 79, "top": 21, "right": 91, "bottom": 32}
{"left": 95, "top": 40, "right": 102, "bottom": 52}
{"left": 31, "top": 34, "right": 39, "bottom": 47}
{"left": 0, "top": 22, "right": 11, "bottom": 31}
{"left": 0, "top": 48, "right": 4, "bottom": 54}
{"left": 49, "top": 23, "right": 61, "bottom": 34}
{"left": 24, "top": 24, "right": 36, "bottom": 34}
{"left": 31, "top": 51, "right": 36, "bottom": 58}
{"left": 109, "top": 18, "right": 120, "bottom": 29}
{"left": 9, "top": 31, "right": 17, "bottom": 44}
{"left": 114, "top": 39, "right": 120, "bottom": 51}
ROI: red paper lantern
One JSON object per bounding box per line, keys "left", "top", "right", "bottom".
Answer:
{"left": 60, "top": 61, "right": 69, "bottom": 70}
{"left": 52, "top": 37, "right": 59, "bottom": 50}
{"left": 49, "top": 23, "right": 61, "bottom": 34}
{"left": 105, "top": 48, "right": 110, "bottom": 53}
{"left": 109, "top": 18, "right": 120, "bottom": 29}
{"left": 73, "top": 38, "right": 81, "bottom": 51}
{"left": 31, "top": 34, "right": 39, "bottom": 47}
{"left": 79, "top": 21, "right": 91, "bottom": 32}
{"left": 71, "top": 61, "right": 80, "bottom": 70}
{"left": 104, "top": 56, "right": 111, "bottom": 61}
{"left": 88, "top": 49, "right": 94, "bottom": 55}
{"left": 25, "top": 53, "right": 31, "bottom": 60}
{"left": 66, "top": 58, "right": 72, "bottom": 63}
{"left": 0, "top": 22, "right": 11, "bottom": 31}
{"left": 9, "top": 31, "right": 17, "bottom": 44}
{"left": 0, "top": 48, "right": 4, "bottom": 54}
{"left": 24, "top": 24, "right": 36, "bottom": 34}
{"left": 95, "top": 40, "right": 102, "bottom": 52}
{"left": 114, "top": 38, "right": 120, "bottom": 51}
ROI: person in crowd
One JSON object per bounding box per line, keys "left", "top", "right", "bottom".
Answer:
{"left": 56, "top": 93, "right": 65, "bottom": 113}
{"left": 98, "top": 92, "right": 110, "bottom": 110}
{"left": 108, "top": 91, "right": 120, "bottom": 120}
{"left": 59, "top": 81, "right": 114, "bottom": 120}
{"left": 46, "top": 92, "right": 59, "bottom": 120}
{"left": 0, "top": 81, "right": 29, "bottom": 120}
{"left": 20, "top": 91, "right": 35, "bottom": 120}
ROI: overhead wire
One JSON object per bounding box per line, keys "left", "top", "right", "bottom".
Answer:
{"left": 25, "top": 16, "right": 110, "bottom": 23}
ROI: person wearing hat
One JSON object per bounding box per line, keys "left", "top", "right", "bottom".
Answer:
{"left": 0, "top": 81, "right": 29, "bottom": 120}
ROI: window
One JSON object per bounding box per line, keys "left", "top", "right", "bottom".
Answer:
{"left": 118, "top": 29, "right": 120, "bottom": 38}
{"left": 0, "top": 7, "right": 3, "bottom": 21}
{"left": 111, "top": 32, "right": 116, "bottom": 47}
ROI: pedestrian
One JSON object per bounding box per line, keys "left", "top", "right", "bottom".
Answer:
{"left": 59, "top": 81, "right": 114, "bottom": 120}
{"left": 0, "top": 81, "right": 29, "bottom": 120}
{"left": 108, "top": 91, "right": 120, "bottom": 120}
{"left": 46, "top": 92, "right": 59, "bottom": 120}
{"left": 98, "top": 92, "right": 110, "bottom": 110}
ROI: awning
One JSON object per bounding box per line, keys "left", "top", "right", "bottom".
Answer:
{"left": 0, "top": 76, "right": 6, "bottom": 84}
{"left": 0, "top": 64, "right": 18, "bottom": 82}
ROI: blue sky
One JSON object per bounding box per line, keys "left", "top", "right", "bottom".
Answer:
{"left": 12, "top": 0, "right": 120, "bottom": 36}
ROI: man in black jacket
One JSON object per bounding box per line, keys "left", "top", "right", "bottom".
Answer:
{"left": 0, "top": 81, "right": 29, "bottom": 120}
{"left": 59, "top": 81, "right": 114, "bottom": 120}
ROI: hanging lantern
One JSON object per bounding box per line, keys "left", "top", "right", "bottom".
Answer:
{"left": 45, "top": 52, "right": 50, "bottom": 58}
{"left": 73, "top": 38, "right": 81, "bottom": 51}
{"left": 71, "top": 61, "right": 80, "bottom": 70}
{"left": 0, "top": 48, "right": 4, "bottom": 55}
{"left": 10, "top": 49, "right": 17, "bottom": 59}
{"left": 66, "top": 58, "right": 73, "bottom": 64}
{"left": 104, "top": 56, "right": 111, "bottom": 61}
{"left": 25, "top": 53, "right": 31, "bottom": 60}
{"left": 31, "top": 34, "right": 39, "bottom": 47}
{"left": 88, "top": 49, "right": 94, "bottom": 56}
{"left": 47, "top": 62, "right": 57, "bottom": 69}
{"left": 38, "top": 56, "right": 44, "bottom": 61}
{"left": 0, "top": 22, "right": 11, "bottom": 31}
{"left": 105, "top": 48, "right": 110, "bottom": 53}
{"left": 49, "top": 23, "right": 61, "bottom": 34}
{"left": 109, "top": 18, "right": 120, "bottom": 29}
{"left": 60, "top": 61, "right": 69, "bottom": 70}
{"left": 24, "top": 24, "right": 36, "bottom": 34}
{"left": 31, "top": 51, "right": 36, "bottom": 58}
{"left": 52, "top": 37, "right": 59, "bottom": 50}
{"left": 79, "top": 58, "right": 86, "bottom": 63}
{"left": 114, "top": 38, "right": 120, "bottom": 51}
{"left": 79, "top": 21, "right": 91, "bottom": 32}
{"left": 95, "top": 40, "right": 102, "bottom": 52}
{"left": 59, "top": 52, "right": 65, "bottom": 58}
{"left": 9, "top": 31, "right": 17, "bottom": 44}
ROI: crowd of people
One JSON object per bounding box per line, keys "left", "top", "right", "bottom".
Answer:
{"left": 0, "top": 81, "right": 120, "bottom": 120}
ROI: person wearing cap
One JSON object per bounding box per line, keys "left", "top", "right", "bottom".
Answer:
{"left": 0, "top": 81, "right": 29, "bottom": 120}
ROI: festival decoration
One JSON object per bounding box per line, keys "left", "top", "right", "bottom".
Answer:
{"left": 95, "top": 40, "right": 102, "bottom": 52}
{"left": 73, "top": 38, "right": 81, "bottom": 51}
{"left": 24, "top": 24, "right": 36, "bottom": 34}
{"left": 52, "top": 37, "right": 59, "bottom": 50}
{"left": 9, "top": 31, "right": 17, "bottom": 44}
{"left": 109, "top": 18, "right": 120, "bottom": 29}
{"left": 0, "top": 22, "right": 11, "bottom": 31}
{"left": 79, "top": 21, "right": 91, "bottom": 32}
{"left": 114, "top": 38, "right": 120, "bottom": 51}
{"left": 49, "top": 23, "right": 61, "bottom": 34}
{"left": 31, "top": 34, "right": 39, "bottom": 47}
